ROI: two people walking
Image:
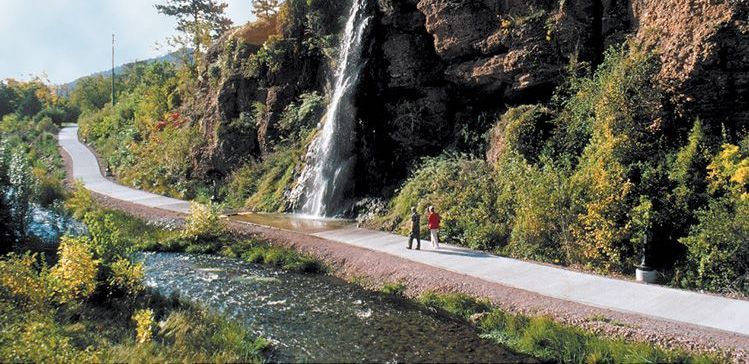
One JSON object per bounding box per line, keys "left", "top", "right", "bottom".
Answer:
{"left": 407, "top": 206, "right": 441, "bottom": 250}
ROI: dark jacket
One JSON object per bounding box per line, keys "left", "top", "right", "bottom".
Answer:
{"left": 411, "top": 212, "right": 420, "bottom": 235}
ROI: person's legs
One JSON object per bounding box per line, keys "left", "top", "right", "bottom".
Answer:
{"left": 408, "top": 235, "right": 414, "bottom": 249}
{"left": 430, "top": 229, "right": 440, "bottom": 249}
{"left": 416, "top": 234, "right": 420, "bottom": 250}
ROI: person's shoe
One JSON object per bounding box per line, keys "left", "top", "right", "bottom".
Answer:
{"left": 406, "top": 246, "right": 412, "bottom": 250}
{"left": 416, "top": 247, "right": 420, "bottom": 250}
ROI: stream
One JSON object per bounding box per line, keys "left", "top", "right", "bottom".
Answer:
{"left": 142, "top": 252, "right": 533, "bottom": 363}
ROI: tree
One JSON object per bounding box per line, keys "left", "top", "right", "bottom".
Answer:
{"left": 251, "top": 0, "right": 281, "bottom": 20}
{"left": 69, "top": 75, "right": 112, "bottom": 112}
{"left": 155, "top": 0, "right": 233, "bottom": 69}
{"left": 0, "top": 81, "right": 17, "bottom": 118}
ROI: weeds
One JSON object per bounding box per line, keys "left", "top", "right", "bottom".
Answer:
{"left": 380, "top": 282, "right": 407, "bottom": 296}
{"left": 418, "top": 292, "right": 720, "bottom": 363}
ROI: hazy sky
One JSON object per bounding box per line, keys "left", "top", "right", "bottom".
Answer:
{"left": 0, "top": 0, "right": 255, "bottom": 84}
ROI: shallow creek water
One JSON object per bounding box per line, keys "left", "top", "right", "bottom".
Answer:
{"left": 141, "top": 253, "right": 533, "bottom": 363}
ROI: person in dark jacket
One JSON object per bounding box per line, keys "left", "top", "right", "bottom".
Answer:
{"left": 407, "top": 207, "right": 420, "bottom": 250}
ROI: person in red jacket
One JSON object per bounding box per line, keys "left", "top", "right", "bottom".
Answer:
{"left": 427, "top": 206, "right": 441, "bottom": 249}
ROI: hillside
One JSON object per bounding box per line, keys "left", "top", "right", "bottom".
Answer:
{"left": 75, "top": 0, "right": 749, "bottom": 297}
{"left": 60, "top": 49, "right": 190, "bottom": 94}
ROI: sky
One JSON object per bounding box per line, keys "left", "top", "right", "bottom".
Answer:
{"left": 0, "top": 0, "right": 255, "bottom": 84}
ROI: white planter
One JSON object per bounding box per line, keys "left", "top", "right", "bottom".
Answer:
{"left": 636, "top": 268, "right": 658, "bottom": 283}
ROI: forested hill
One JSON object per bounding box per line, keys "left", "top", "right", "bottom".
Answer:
{"left": 60, "top": 49, "right": 190, "bottom": 95}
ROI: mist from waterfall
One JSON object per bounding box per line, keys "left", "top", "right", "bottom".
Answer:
{"left": 293, "top": 0, "right": 371, "bottom": 217}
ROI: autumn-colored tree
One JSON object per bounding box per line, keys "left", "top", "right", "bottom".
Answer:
{"left": 251, "top": 0, "right": 281, "bottom": 20}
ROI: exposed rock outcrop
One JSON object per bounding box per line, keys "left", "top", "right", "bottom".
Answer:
{"left": 192, "top": 0, "right": 749, "bottom": 200}
{"left": 631, "top": 0, "right": 749, "bottom": 128}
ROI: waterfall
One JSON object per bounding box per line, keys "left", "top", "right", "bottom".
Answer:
{"left": 293, "top": 0, "right": 371, "bottom": 217}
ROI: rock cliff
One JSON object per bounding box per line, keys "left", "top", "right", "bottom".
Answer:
{"left": 193, "top": 0, "right": 749, "bottom": 199}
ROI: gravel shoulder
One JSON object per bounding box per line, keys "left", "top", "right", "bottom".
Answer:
{"left": 59, "top": 143, "right": 749, "bottom": 362}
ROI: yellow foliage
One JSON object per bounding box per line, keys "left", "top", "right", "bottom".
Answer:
{"left": 0, "top": 253, "right": 50, "bottom": 308}
{"left": 50, "top": 237, "right": 99, "bottom": 304}
{"left": 707, "top": 143, "right": 749, "bottom": 199}
{"left": 133, "top": 309, "right": 155, "bottom": 344}
{"left": 236, "top": 15, "right": 278, "bottom": 46}
{"left": 182, "top": 202, "right": 227, "bottom": 241}
{"left": 109, "top": 258, "right": 144, "bottom": 297}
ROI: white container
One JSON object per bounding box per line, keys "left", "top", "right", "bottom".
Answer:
{"left": 636, "top": 268, "right": 658, "bottom": 283}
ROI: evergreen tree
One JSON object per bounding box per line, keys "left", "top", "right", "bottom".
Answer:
{"left": 156, "top": 0, "right": 233, "bottom": 69}
{"left": 251, "top": 0, "right": 281, "bottom": 20}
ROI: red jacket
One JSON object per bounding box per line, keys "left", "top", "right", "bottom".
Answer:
{"left": 428, "top": 212, "right": 441, "bottom": 230}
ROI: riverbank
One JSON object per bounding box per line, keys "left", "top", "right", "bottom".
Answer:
{"left": 85, "top": 192, "right": 712, "bottom": 362}
{"left": 60, "top": 133, "right": 748, "bottom": 361}
{"left": 69, "top": 186, "right": 744, "bottom": 361}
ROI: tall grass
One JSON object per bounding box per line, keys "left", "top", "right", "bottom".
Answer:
{"left": 419, "top": 292, "right": 719, "bottom": 363}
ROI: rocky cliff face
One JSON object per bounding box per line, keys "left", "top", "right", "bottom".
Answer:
{"left": 631, "top": 0, "right": 749, "bottom": 130}
{"left": 194, "top": 0, "right": 749, "bottom": 198}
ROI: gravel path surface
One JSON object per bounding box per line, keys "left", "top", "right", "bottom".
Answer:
{"left": 59, "top": 142, "right": 749, "bottom": 362}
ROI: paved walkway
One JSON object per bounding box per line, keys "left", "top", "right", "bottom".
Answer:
{"left": 59, "top": 125, "right": 190, "bottom": 214}
{"left": 59, "top": 125, "right": 749, "bottom": 337}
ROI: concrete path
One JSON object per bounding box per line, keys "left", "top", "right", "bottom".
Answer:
{"left": 59, "top": 125, "right": 190, "bottom": 214}
{"left": 59, "top": 125, "right": 749, "bottom": 337}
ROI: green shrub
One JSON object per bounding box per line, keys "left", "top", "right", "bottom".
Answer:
{"left": 238, "top": 240, "right": 326, "bottom": 273}
{"left": 493, "top": 104, "right": 554, "bottom": 162}
{"left": 377, "top": 155, "right": 512, "bottom": 251}
{"left": 418, "top": 292, "right": 491, "bottom": 318}
{"left": 678, "top": 142, "right": 749, "bottom": 294}
{"left": 380, "top": 282, "right": 407, "bottom": 296}
{"left": 278, "top": 91, "right": 324, "bottom": 141}
{"left": 505, "top": 155, "right": 575, "bottom": 263}
{"left": 108, "top": 258, "right": 145, "bottom": 298}
{"left": 66, "top": 182, "right": 96, "bottom": 220}
{"left": 181, "top": 202, "right": 227, "bottom": 243}
{"left": 84, "top": 210, "right": 132, "bottom": 264}
{"left": 241, "top": 146, "right": 302, "bottom": 212}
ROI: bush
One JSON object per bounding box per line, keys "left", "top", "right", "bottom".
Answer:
{"left": 133, "top": 309, "right": 155, "bottom": 344}
{"left": 380, "top": 282, "right": 407, "bottom": 296}
{"left": 50, "top": 236, "right": 100, "bottom": 304}
{"left": 66, "top": 182, "right": 96, "bottom": 220}
{"left": 679, "top": 198, "right": 749, "bottom": 294}
{"left": 181, "top": 202, "right": 227, "bottom": 243}
{"left": 419, "top": 292, "right": 491, "bottom": 318}
{"left": 0, "top": 253, "right": 51, "bottom": 308}
{"left": 678, "top": 141, "right": 749, "bottom": 294}
{"left": 109, "top": 258, "right": 145, "bottom": 298}
{"left": 490, "top": 104, "right": 554, "bottom": 163}
{"left": 278, "top": 91, "right": 325, "bottom": 141}
{"left": 239, "top": 241, "right": 325, "bottom": 273}
{"left": 505, "top": 156, "right": 575, "bottom": 263}
{"left": 84, "top": 209, "right": 131, "bottom": 264}
{"left": 377, "top": 155, "right": 512, "bottom": 251}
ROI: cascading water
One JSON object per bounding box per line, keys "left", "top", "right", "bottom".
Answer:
{"left": 293, "top": 0, "right": 371, "bottom": 217}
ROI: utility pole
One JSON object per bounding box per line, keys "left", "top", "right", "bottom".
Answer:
{"left": 111, "top": 33, "right": 115, "bottom": 106}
